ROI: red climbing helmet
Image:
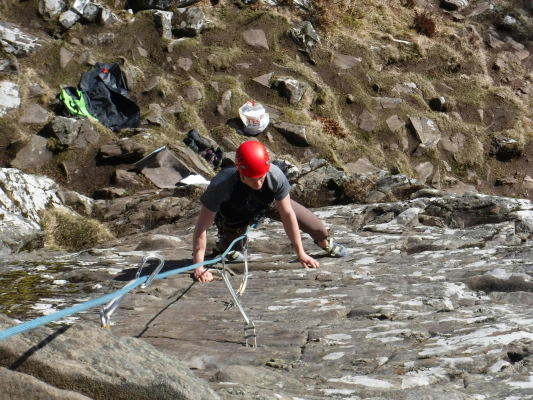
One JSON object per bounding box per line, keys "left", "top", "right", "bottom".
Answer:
{"left": 235, "top": 141, "right": 270, "bottom": 178}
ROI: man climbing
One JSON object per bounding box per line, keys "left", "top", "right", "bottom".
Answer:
{"left": 193, "top": 141, "right": 347, "bottom": 282}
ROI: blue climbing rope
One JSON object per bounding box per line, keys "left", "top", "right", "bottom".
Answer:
{"left": 0, "top": 224, "right": 256, "bottom": 341}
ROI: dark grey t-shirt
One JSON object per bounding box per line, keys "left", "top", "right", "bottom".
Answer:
{"left": 200, "top": 164, "right": 290, "bottom": 223}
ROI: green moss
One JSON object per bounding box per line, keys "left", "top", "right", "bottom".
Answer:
{"left": 0, "top": 271, "right": 54, "bottom": 318}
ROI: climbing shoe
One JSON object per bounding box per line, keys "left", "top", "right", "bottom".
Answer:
{"left": 324, "top": 238, "right": 348, "bottom": 258}
{"left": 225, "top": 250, "right": 245, "bottom": 263}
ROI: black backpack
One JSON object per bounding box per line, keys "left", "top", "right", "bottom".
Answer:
{"left": 58, "top": 63, "right": 140, "bottom": 132}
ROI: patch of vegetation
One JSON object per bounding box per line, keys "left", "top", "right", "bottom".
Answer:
{"left": 313, "top": 116, "right": 345, "bottom": 139}
{"left": 40, "top": 209, "right": 113, "bottom": 251}
{"left": 0, "top": 271, "right": 54, "bottom": 318}
{"left": 412, "top": 11, "right": 437, "bottom": 38}
{"left": 207, "top": 45, "right": 244, "bottom": 72}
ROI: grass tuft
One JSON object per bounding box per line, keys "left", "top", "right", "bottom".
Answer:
{"left": 40, "top": 209, "right": 113, "bottom": 251}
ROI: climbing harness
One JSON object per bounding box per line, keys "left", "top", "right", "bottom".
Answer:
{"left": 0, "top": 225, "right": 257, "bottom": 346}
{"left": 100, "top": 254, "right": 165, "bottom": 330}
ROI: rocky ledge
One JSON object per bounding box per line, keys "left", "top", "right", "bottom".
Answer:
{"left": 2, "top": 191, "right": 533, "bottom": 399}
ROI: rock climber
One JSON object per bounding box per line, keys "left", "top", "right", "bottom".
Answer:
{"left": 192, "top": 140, "right": 347, "bottom": 282}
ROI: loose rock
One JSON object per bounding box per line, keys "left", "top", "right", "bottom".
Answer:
{"left": 242, "top": 29, "right": 269, "bottom": 49}
{"left": 409, "top": 116, "right": 442, "bottom": 147}
{"left": 174, "top": 7, "right": 205, "bottom": 36}
{"left": 10, "top": 135, "right": 53, "bottom": 169}
{"left": 287, "top": 21, "right": 320, "bottom": 54}
{"left": 19, "top": 104, "right": 49, "bottom": 125}
{"left": 332, "top": 54, "right": 361, "bottom": 69}
{"left": 273, "top": 121, "right": 309, "bottom": 146}
{"left": 273, "top": 78, "right": 308, "bottom": 106}
{"left": 490, "top": 135, "right": 521, "bottom": 161}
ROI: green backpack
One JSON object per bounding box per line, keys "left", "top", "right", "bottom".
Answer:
{"left": 57, "top": 87, "right": 98, "bottom": 121}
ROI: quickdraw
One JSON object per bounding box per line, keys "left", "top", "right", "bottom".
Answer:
{"left": 219, "top": 245, "right": 257, "bottom": 347}
{"left": 100, "top": 254, "right": 165, "bottom": 330}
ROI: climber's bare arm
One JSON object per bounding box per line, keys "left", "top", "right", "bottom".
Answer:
{"left": 193, "top": 206, "right": 216, "bottom": 282}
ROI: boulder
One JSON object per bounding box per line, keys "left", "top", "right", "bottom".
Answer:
{"left": 376, "top": 173, "right": 426, "bottom": 199}
{"left": 135, "top": 147, "right": 193, "bottom": 189}
{"left": 93, "top": 187, "right": 128, "bottom": 199}
{"left": 0, "top": 23, "right": 42, "bottom": 55}
{"left": 45, "top": 117, "right": 99, "bottom": 150}
{"left": 99, "top": 8, "right": 119, "bottom": 26}
{"left": 344, "top": 158, "right": 383, "bottom": 175}
{"left": 98, "top": 139, "right": 146, "bottom": 163}
{"left": 490, "top": 135, "right": 521, "bottom": 161}
{"left": 415, "top": 161, "right": 434, "bottom": 184}
{"left": 59, "top": 10, "right": 80, "bottom": 29}
{"left": 375, "top": 97, "right": 402, "bottom": 109}
{"left": 358, "top": 109, "right": 376, "bottom": 132}
{"left": 392, "top": 82, "right": 423, "bottom": 98}
{"left": 467, "top": 2, "right": 491, "bottom": 17}
{"left": 273, "top": 78, "right": 308, "bottom": 106}
{"left": 295, "top": 160, "right": 347, "bottom": 203}
{"left": 59, "top": 47, "right": 74, "bottom": 69}
{"left": 495, "top": 177, "right": 517, "bottom": 186}
{"left": 19, "top": 104, "right": 49, "bottom": 125}
{"left": 112, "top": 169, "right": 140, "bottom": 186}
{"left": 386, "top": 115, "right": 405, "bottom": 132}
{"left": 253, "top": 72, "right": 273, "bottom": 88}
{"left": 81, "top": 2, "right": 101, "bottom": 22}
{"left": 47, "top": 117, "right": 80, "bottom": 148}
{"left": 38, "top": 0, "right": 66, "bottom": 20}
{"left": 184, "top": 86, "right": 202, "bottom": 103}
{"left": 145, "top": 106, "right": 166, "bottom": 128}
{"left": 0, "top": 315, "right": 221, "bottom": 400}
{"left": 10, "top": 135, "right": 53, "bottom": 169}
{"left": 173, "top": 7, "right": 205, "bottom": 36}
{"left": 440, "top": 0, "right": 468, "bottom": 11}
{"left": 501, "top": 15, "right": 519, "bottom": 29}
{"left": 178, "top": 57, "right": 193, "bottom": 71}
{"left": 272, "top": 159, "right": 300, "bottom": 182}
{"left": 409, "top": 116, "right": 442, "bottom": 147}
{"left": 332, "top": 54, "right": 361, "bottom": 69}
{"left": 153, "top": 10, "right": 173, "bottom": 40}
{"left": 273, "top": 121, "right": 309, "bottom": 146}
{"left": 523, "top": 175, "right": 533, "bottom": 190}
{"left": 163, "top": 101, "right": 185, "bottom": 115}
{"left": 60, "top": 190, "right": 93, "bottom": 215}
{"left": 365, "top": 190, "right": 387, "bottom": 203}
{"left": 0, "top": 58, "right": 19, "bottom": 76}
{"left": 293, "top": 0, "right": 314, "bottom": 12}
{"left": 168, "top": 144, "right": 214, "bottom": 177}
{"left": 0, "top": 81, "right": 21, "bottom": 117}
{"left": 0, "top": 168, "right": 64, "bottom": 254}
{"left": 440, "top": 133, "right": 465, "bottom": 155}
{"left": 287, "top": 21, "right": 320, "bottom": 54}
{"left": 92, "top": 189, "right": 194, "bottom": 235}
{"left": 242, "top": 29, "right": 269, "bottom": 49}
{"left": 217, "top": 90, "right": 232, "bottom": 117}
